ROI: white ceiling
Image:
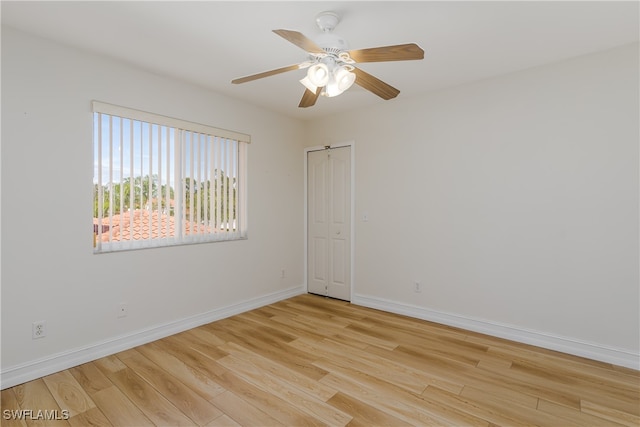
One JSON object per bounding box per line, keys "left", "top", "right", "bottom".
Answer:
{"left": 2, "top": 1, "right": 638, "bottom": 121}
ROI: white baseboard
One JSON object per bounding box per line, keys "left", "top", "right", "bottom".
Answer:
{"left": 352, "top": 294, "right": 640, "bottom": 370}
{"left": 1, "top": 286, "right": 305, "bottom": 390}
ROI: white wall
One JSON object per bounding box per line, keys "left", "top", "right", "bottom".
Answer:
{"left": 305, "top": 43, "right": 639, "bottom": 368}
{"left": 1, "top": 27, "right": 306, "bottom": 387}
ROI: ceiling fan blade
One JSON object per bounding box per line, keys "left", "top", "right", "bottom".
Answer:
{"left": 352, "top": 67, "right": 400, "bottom": 100}
{"left": 298, "top": 87, "right": 322, "bottom": 108}
{"left": 347, "top": 43, "right": 424, "bottom": 63}
{"left": 273, "top": 29, "right": 325, "bottom": 54}
{"left": 231, "top": 63, "right": 307, "bottom": 84}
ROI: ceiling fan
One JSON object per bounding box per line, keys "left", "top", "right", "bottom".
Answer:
{"left": 231, "top": 11, "right": 425, "bottom": 108}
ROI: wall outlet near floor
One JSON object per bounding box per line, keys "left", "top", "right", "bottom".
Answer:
{"left": 414, "top": 282, "right": 421, "bottom": 293}
{"left": 281, "top": 269, "right": 286, "bottom": 278}
{"left": 32, "top": 321, "right": 46, "bottom": 339}
{"left": 117, "top": 303, "right": 128, "bottom": 318}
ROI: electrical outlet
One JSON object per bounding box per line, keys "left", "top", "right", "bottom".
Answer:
{"left": 414, "top": 282, "right": 421, "bottom": 293}
{"left": 281, "top": 269, "right": 286, "bottom": 278}
{"left": 117, "top": 303, "right": 128, "bottom": 318}
{"left": 32, "top": 321, "right": 46, "bottom": 339}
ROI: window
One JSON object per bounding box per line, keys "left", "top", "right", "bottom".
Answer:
{"left": 92, "top": 101, "right": 249, "bottom": 253}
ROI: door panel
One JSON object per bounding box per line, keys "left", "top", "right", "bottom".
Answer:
{"left": 312, "top": 237, "right": 327, "bottom": 282}
{"left": 307, "top": 150, "right": 329, "bottom": 295}
{"left": 307, "top": 146, "right": 351, "bottom": 301}
{"left": 331, "top": 239, "right": 347, "bottom": 285}
{"left": 331, "top": 157, "right": 348, "bottom": 224}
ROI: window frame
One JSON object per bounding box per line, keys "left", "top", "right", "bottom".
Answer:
{"left": 92, "top": 101, "right": 250, "bottom": 253}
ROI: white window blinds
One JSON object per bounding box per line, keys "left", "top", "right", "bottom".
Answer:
{"left": 92, "top": 101, "right": 249, "bottom": 253}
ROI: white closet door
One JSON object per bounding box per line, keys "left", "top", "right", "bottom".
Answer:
{"left": 307, "top": 146, "right": 351, "bottom": 301}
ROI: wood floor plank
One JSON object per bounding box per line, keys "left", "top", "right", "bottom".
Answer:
{"left": 282, "top": 313, "right": 344, "bottom": 339}
{"left": 362, "top": 345, "right": 466, "bottom": 395}
{"left": 3, "top": 294, "right": 638, "bottom": 426}
{"left": 151, "top": 334, "right": 228, "bottom": 379}
{"left": 217, "top": 353, "right": 352, "bottom": 426}
{"left": 67, "top": 407, "right": 112, "bottom": 427}
{"left": 204, "top": 414, "right": 242, "bottom": 427}
{"left": 458, "top": 384, "right": 539, "bottom": 410}
{"left": 510, "top": 359, "right": 640, "bottom": 413}
{"left": 273, "top": 311, "right": 350, "bottom": 338}
{"left": 394, "top": 334, "right": 487, "bottom": 367}
{"left": 284, "top": 297, "right": 376, "bottom": 330}
{"left": 310, "top": 318, "right": 399, "bottom": 351}
{"left": 251, "top": 313, "right": 332, "bottom": 341}
{"left": 92, "top": 355, "right": 126, "bottom": 375}
{"left": 537, "top": 398, "right": 627, "bottom": 427}
{"left": 117, "top": 349, "right": 223, "bottom": 425}
{"left": 452, "top": 385, "right": 580, "bottom": 427}
{"left": 290, "top": 296, "right": 369, "bottom": 322}
{"left": 319, "top": 371, "right": 478, "bottom": 426}
{"left": 12, "top": 379, "right": 71, "bottom": 427}
{"left": 476, "top": 359, "right": 625, "bottom": 412}
{"left": 183, "top": 327, "right": 228, "bottom": 347}
{"left": 206, "top": 320, "right": 329, "bottom": 381}
{"left": 289, "top": 337, "right": 428, "bottom": 394}
{"left": 135, "top": 341, "right": 226, "bottom": 402}
{"left": 474, "top": 333, "right": 623, "bottom": 375}
{"left": 316, "top": 354, "right": 490, "bottom": 426}
{"left": 103, "top": 367, "right": 196, "bottom": 426}
{"left": 1, "top": 388, "right": 29, "bottom": 427}
{"left": 91, "top": 386, "right": 154, "bottom": 427}
{"left": 327, "top": 391, "right": 413, "bottom": 427}
{"left": 214, "top": 370, "right": 328, "bottom": 427}
{"left": 219, "top": 341, "right": 338, "bottom": 401}
{"left": 166, "top": 330, "right": 229, "bottom": 361}
{"left": 68, "top": 362, "right": 113, "bottom": 396}
{"left": 580, "top": 399, "right": 640, "bottom": 427}
{"left": 353, "top": 305, "right": 468, "bottom": 341}
{"left": 198, "top": 319, "right": 247, "bottom": 343}
{"left": 274, "top": 299, "right": 346, "bottom": 319}
{"left": 42, "top": 370, "right": 96, "bottom": 418}
{"left": 381, "top": 343, "right": 582, "bottom": 410}
{"left": 210, "top": 391, "right": 284, "bottom": 426}
{"left": 421, "top": 385, "right": 540, "bottom": 427}
{"left": 613, "top": 364, "right": 640, "bottom": 376}
{"left": 475, "top": 357, "right": 513, "bottom": 371}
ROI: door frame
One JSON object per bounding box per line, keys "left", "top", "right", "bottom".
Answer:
{"left": 304, "top": 141, "right": 355, "bottom": 301}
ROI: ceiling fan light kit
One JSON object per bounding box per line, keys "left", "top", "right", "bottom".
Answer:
{"left": 231, "top": 10, "right": 424, "bottom": 108}
{"left": 300, "top": 55, "right": 356, "bottom": 98}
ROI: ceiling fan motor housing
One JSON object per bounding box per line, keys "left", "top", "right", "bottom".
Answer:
{"left": 314, "top": 11, "right": 349, "bottom": 55}
{"left": 315, "top": 32, "right": 350, "bottom": 55}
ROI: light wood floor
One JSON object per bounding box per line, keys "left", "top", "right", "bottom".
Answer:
{"left": 2, "top": 294, "right": 639, "bottom": 426}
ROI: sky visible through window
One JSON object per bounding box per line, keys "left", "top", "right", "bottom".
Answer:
{"left": 93, "top": 114, "right": 238, "bottom": 187}
{"left": 93, "top": 115, "right": 176, "bottom": 186}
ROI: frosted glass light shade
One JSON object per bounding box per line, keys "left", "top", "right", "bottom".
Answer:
{"left": 335, "top": 66, "right": 356, "bottom": 91}
{"left": 324, "top": 66, "right": 355, "bottom": 97}
{"left": 307, "top": 63, "right": 330, "bottom": 87}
